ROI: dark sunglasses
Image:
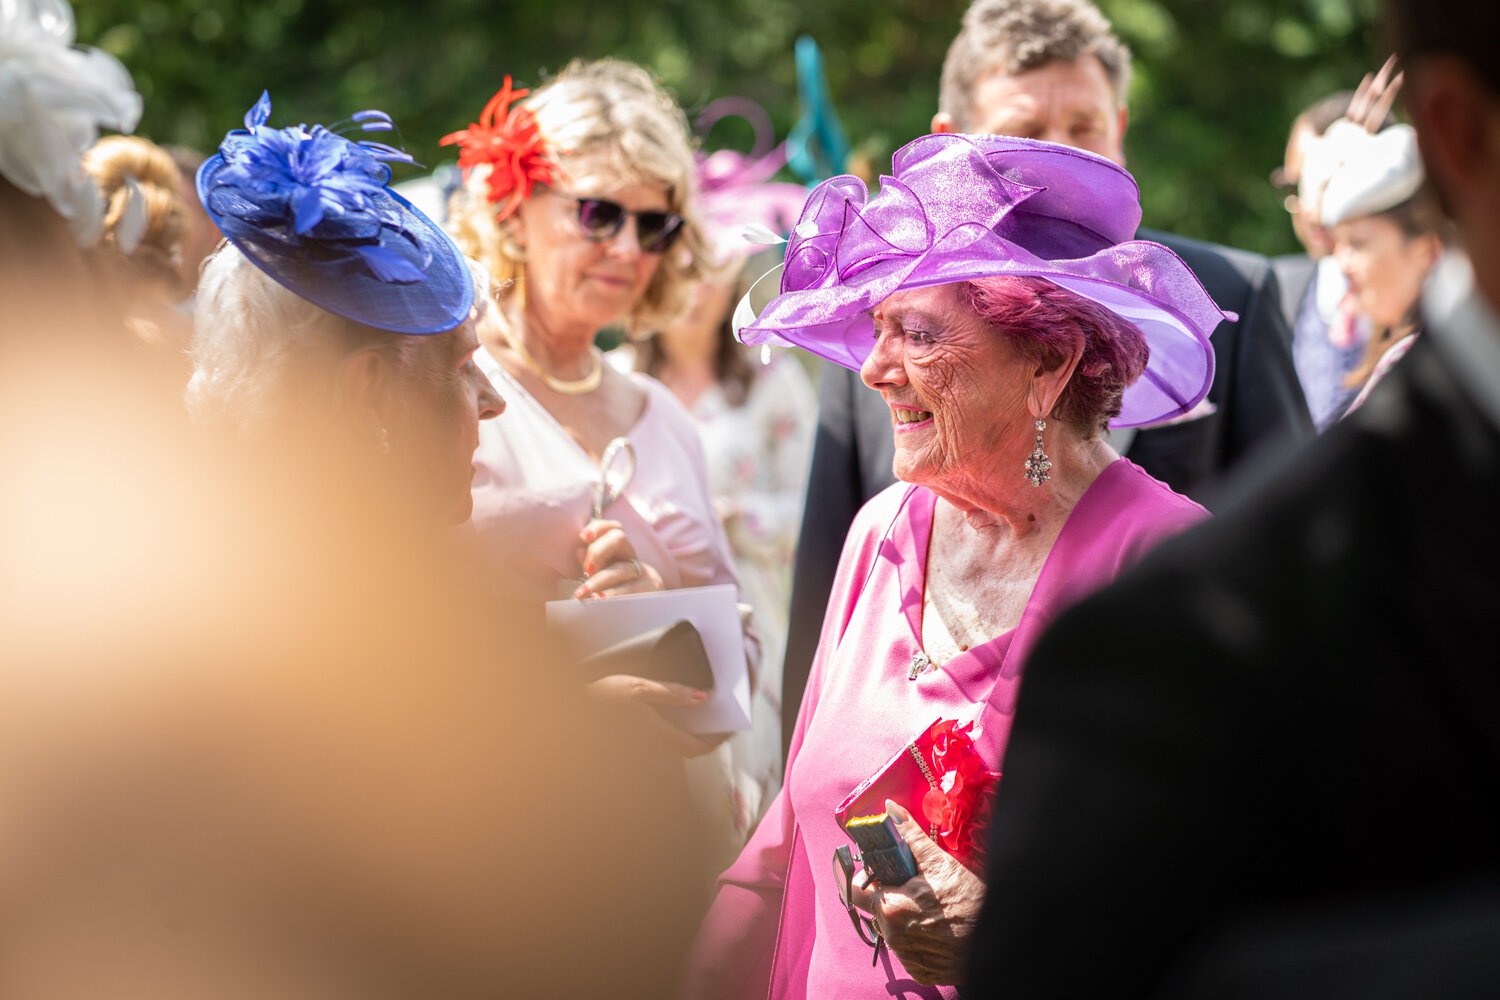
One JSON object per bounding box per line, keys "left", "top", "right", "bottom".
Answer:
{"left": 832, "top": 845, "right": 886, "bottom": 966}
{"left": 548, "top": 191, "right": 684, "bottom": 253}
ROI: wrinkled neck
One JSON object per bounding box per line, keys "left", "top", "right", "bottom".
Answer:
{"left": 927, "top": 425, "right": 1117, "bottom": 539}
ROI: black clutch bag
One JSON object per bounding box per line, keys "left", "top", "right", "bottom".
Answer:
{"left": 574, "top": 619, "right": 714, "bottom": 691}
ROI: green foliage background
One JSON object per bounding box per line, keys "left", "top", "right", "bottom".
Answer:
{"left": 77, "top": 0, "right": 1385, "bottom": 257}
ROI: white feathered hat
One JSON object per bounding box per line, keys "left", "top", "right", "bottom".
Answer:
{"left": 1298, "top": 118, "right": 1425, "bottom": 228}
{"left": 0, "top": 0, "right": 142, "bottom": 245}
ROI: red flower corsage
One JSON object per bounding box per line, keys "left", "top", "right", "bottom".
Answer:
{"left": 440, "top": 76, "right": 555, "bottom": 221}
{"left": 920, "top": 720, "right": 1001, "bottom": 868}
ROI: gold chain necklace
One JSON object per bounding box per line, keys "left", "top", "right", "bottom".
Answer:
{"left": 498, "top": 311, "right": 604, "bottom": 395}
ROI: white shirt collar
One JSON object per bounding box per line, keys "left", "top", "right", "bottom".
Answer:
{"left": 1423, "top": 250, "right": 1500, "bottom": 433}
{"left": 1313, "top": 254, "right": 1347, "bottom": 321}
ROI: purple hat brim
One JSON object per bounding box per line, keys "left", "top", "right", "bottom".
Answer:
{"left": 735, "top": 134, "right": 1231, "bottom": 428}
{"left": 741, "top": 238, "right": 1218, "bottom": 428}
{"left": 197, "top": 154, "right": 473, "bottom": 335}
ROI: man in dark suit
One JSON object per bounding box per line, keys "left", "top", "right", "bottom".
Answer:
{"left": 966, "top": 1, "right": 1500, "bottom": 993}
{"left": 782, "top": 0, "right": 1312, "bottom": 751}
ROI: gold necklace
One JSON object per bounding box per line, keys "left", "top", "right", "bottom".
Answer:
{"left": 498, "top": 315, "right": 604, "bottom": 395}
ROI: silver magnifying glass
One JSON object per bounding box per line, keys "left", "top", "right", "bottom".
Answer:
{"left": 558, "top": 437, "right": 639, "bottom": 601}
{"left": 593, "top": 437, "right": 636, "bottom": 521}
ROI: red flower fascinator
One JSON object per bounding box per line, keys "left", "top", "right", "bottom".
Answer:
{"left": 440, "top": 77, "right": 555, "bottom": 221}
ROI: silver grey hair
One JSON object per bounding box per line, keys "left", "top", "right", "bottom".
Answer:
{"left": 186, "top": 245, "right": 488, "bottom": 434}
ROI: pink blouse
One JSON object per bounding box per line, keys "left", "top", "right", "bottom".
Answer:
{"left": 685, "top": 459, "right": 1208, "bottom": 999}
{"left": 468, "top": 354, "right": 743, "bottom": 607}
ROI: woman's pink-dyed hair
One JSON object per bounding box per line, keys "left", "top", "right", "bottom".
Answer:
{"left": 962, "top": 275, "right": 1150, "bottom": 435}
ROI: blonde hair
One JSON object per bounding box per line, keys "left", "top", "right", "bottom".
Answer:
{"left": 939, "top": 0, "right": 1132, "bottom": 131}
{"left": 81, "top": 135, "right": 189, "bottom": 298}
{"left": 447, "top": 58, "right": 712, "bottom": 337}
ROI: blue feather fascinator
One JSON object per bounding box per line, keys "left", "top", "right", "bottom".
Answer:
{"left": 197, "top": 92, "right": 473, "bottom": 334}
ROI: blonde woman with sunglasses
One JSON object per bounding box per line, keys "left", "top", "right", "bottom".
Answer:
{"left": 445, "top": 62, "right": 760, "bottom": 788}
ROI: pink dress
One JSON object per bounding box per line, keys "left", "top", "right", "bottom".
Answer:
{"left": 686, "top": 459, "right": 1207, "bottom": 999}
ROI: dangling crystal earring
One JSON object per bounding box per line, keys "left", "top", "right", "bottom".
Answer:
{"left": 1023, "top": 419, "right": 1051, "bottom": 486}
{"left": 377, "top": 426, "right": 390, "bottom": 456}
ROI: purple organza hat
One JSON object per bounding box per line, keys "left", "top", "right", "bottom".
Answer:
{"left": 734, "top": 133, "right": 1233, "bottom": 427}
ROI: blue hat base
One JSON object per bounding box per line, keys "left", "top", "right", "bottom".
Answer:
{"left": 198, "top": 155, "right": 473, "bottom": 335}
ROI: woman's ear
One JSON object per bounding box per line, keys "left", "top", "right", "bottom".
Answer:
{"left": 1419, "top": 231, "right": 1445, "bottom": 273}
{"left": 1026, "top": 340, "right": 1086, "bottom": 421}
{"left": 503, "top": 200, "right": 529, "bottom": 252}
{"left": 337, "top": 347, "right": 399, "bottom": 449}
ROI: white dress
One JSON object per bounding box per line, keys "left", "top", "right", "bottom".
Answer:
{"left": 468, "top": 347, "right": 769, "bottom": 870}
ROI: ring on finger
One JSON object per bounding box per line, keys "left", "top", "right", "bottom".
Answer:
{"left": 626, "top": 558, "right": 643, "bottom": 580}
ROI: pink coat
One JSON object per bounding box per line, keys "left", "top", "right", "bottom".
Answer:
{"left": 686, "top": 460, "right": 1207, "bottom": 999}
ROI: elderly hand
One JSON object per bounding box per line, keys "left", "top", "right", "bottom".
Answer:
{"left": 849, "top": 800, "right": 986, "bottom": 986}
{"left": 585, "top": 674, "right": 729, "bottom": 758}
{"left": 574, "top": 519, "right": 664, "bottom": 598}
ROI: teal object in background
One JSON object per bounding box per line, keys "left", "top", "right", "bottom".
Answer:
{"left": 785, "top": 36, "right": 849, "bottom": 186}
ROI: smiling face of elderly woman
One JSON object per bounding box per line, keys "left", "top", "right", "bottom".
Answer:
{"left": 861, "top": 276, "right": 1148, "bottom": 500}
{"left": 864, "top": 283, "right": 1033, "bottom": 496}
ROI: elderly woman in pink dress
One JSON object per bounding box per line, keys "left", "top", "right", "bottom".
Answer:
{"left": 683, "top": 133, "right": 1230, "bottom": 998}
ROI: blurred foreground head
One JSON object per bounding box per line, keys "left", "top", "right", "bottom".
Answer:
{"left": 1, "top": 71, "right": 699, "bottom": 1000}
{"left": 1386, "top": 0, "right": 1500, "bottom": 305}
{"left": 0, "top": 73, "right": 517, "bottom": 993}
